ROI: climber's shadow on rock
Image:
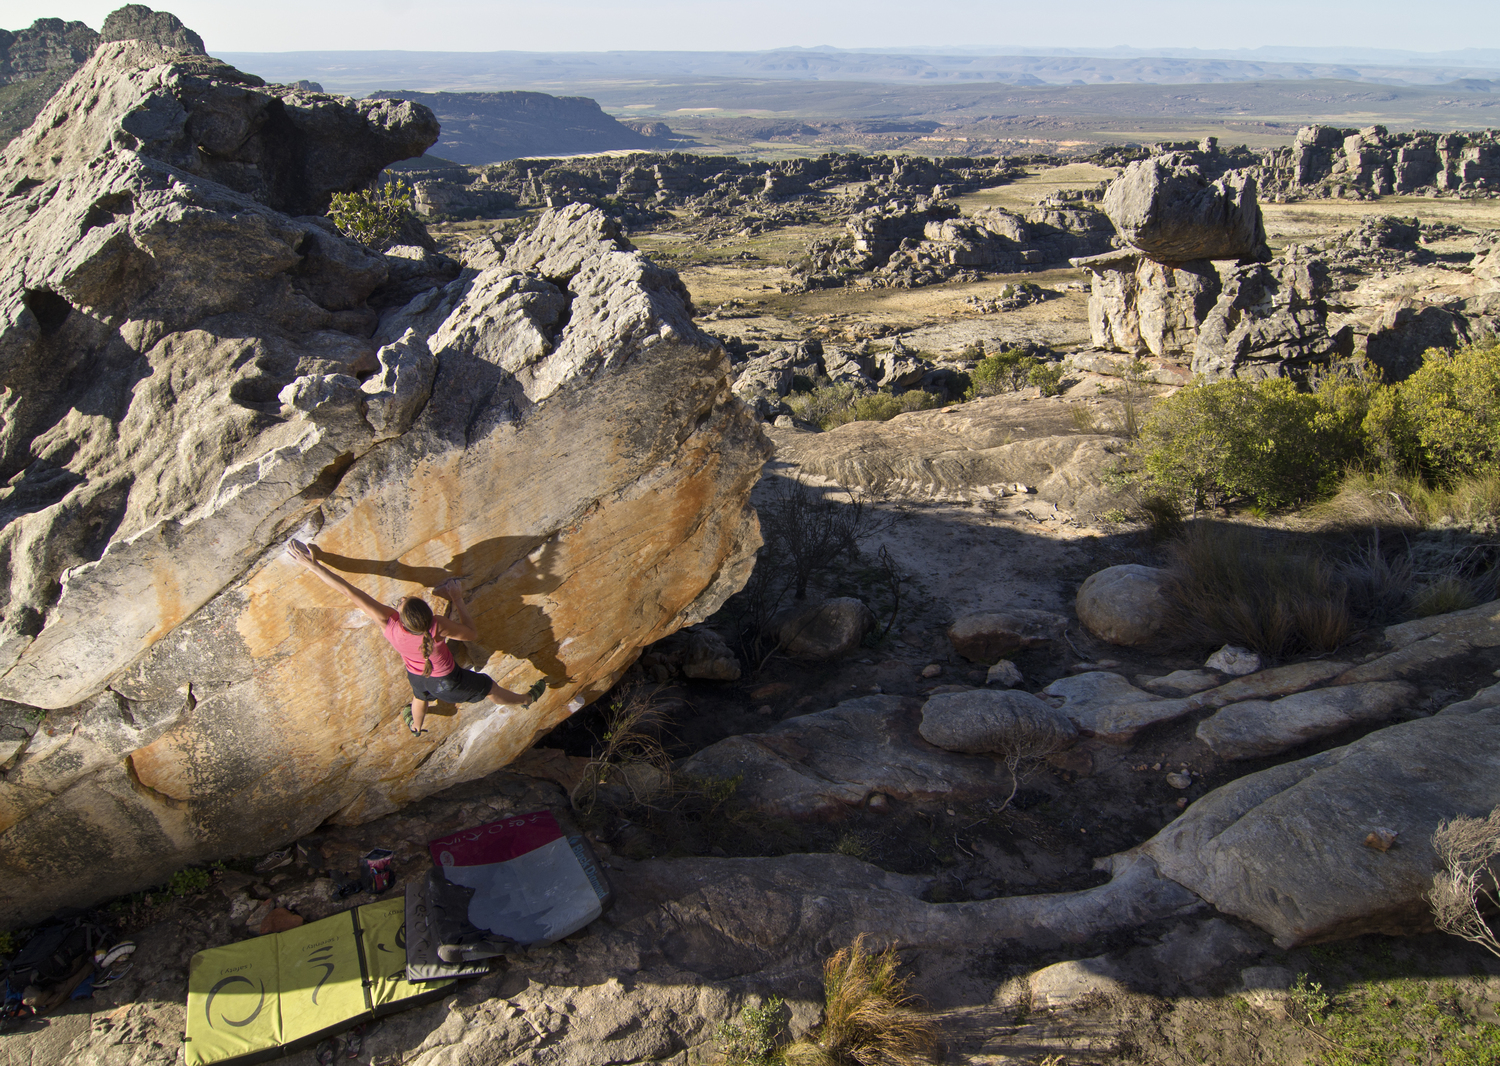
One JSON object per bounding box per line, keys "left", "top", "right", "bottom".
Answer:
{"left": 315, "top": 536, "right": 569, "bottom": 703}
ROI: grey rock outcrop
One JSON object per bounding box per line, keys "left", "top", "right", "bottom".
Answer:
{"left": 1142, "top": 708, "right": 1500, "bottom": 946}
{"left": 1103, "top": 154, "right": 1268, "bottom": 262}
{"left": 0, "top": 46, "right": 769, "bottom": 926}
{"left": 6, "top": 41, "right": 439, "bottom": 217}
{"left": 680, "top": 694, "right": 1017, "bottom": 819}
{"left": 919, "top": 689, "right": 1078, "bottom": 755}
{"left": 1259, "top": 124, "right": 1500, "bottom": 198}
{"left": 1192, "top": 252, "right": 1354, "bottom": 378}
{"left": 0, "top": 18, "right": 100, "bottom": 84}
{"left": 100, "top": 4, "right": 205, "bottom": 53}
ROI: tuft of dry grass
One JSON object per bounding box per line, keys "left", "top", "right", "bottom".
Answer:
{"left": 1429, "top": 809, "right": 1500, "bottom": 960}
{"left": 1162, "top": 523, "right": 1352, "bottom": 657}
{"left": 1410, "top": 575, "right": 1482, "bottom": 618}
{"left": 782, "top": 935, "right": 939, "bottom": 1066}
{"left": 569, "top": 683, "right": 673, "bottom": 815}
{"left": 1312, "top": 469, "right": 1500, "bottom": 533}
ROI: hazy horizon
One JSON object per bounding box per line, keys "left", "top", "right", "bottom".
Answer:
{"left": 9, "top": 1, "right": 1500, "bottom": 56}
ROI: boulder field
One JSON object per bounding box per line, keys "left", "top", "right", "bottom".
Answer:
{"left": 0, "top": 42, "right": 768, "bottom": 925}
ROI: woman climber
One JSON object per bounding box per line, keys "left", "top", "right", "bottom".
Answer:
{"left": 285, "top": 539, "right": 532, "bottom": 736}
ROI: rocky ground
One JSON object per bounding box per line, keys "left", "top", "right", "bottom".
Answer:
{"left": 10, "top": 374, "right": 1500, "bottom": 1064}
{"left": 7, "top": 45, "right": 1500, "bottom": 1065}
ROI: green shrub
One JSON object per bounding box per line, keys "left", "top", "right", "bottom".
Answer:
{"left": 716, "top": 996, "right": 788, "bottom": 1066}
{"left": 1027, "top": 362, "right": 1066, "bottom": 397}
{"left": 964, "top": 348, "right": 1043, "bottom": 399}
{"left": 0, "top": 931, "right": 14, "bottom": 958}
{"left": 785, "top": 384, "right": 860, "bottom": 428}
{"left": 328, "top": 179, "right": 413, "bottom": 248}
{"left": 170, "top": 866, "right": 212, "bottom": 896}
{"left": 787, "top": 386, "right": 939, "bottom": 430}
{"left": 1365, "top": 338, "right": 1500, "bottom": 483}
{"left": 1138, "top": 375, "right": 1365, "bottom": 511}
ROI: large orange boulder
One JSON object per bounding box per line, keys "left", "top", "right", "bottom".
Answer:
{"left": 0, "top": 44, "right": 767, "bottom": 925}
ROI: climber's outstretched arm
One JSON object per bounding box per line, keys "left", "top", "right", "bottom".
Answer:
{"left": 286, "top": 540, "right": 396, "bottom": 625}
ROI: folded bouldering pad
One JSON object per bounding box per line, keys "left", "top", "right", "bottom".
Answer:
{"left": 184, "top": 898, "right": 450, "bottom": 1066}
{"left": 419, "top": 809, "right": 612, "bottom": 971}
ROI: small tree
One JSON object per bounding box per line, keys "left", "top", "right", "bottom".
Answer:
{"left": 328, "top": 179, "right": 413, "bottom": 248}
{"left": 759, "top": 477, "right": 869, "bottom": 601}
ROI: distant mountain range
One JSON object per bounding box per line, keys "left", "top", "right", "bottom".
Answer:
{"left": 220, "top": 48, "right": 1500, "bottom": 96}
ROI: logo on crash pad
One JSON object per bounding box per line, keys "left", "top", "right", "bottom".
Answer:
{"left": 205, "top": 975, "right": 266, "bottom": 1029}
{"left": 305, "top": 943, "right": 337, "bottom": 1004}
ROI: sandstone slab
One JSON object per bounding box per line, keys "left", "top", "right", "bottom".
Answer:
{"left": 1337, "top": 601, "right": 1500, "bottom": 685}
{"left": 1191, "top": 659, "right": 1351, "bottom": 707}
{"left": 1043, "top": 672, "right": 1194, "bottom": 743}
{"left": 1196, "top": 681, "right": 1419, "bottom": 760}
{"left": 1138, "top": 669, "right": 1222, "bottom": 697}
{"left": 1438, "top": 680, "right": 1500, "bottom": 717}
{"left": 1075, "top": 564, "right": 1171, "bottom": 647}
{"left": 1142, "top": 708, "right": 1500, "bottom": 946}
{"left": 679, "top": 695, "right": 1012, "bottom": 819}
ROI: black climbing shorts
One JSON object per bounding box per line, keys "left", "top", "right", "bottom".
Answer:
{"left": 407, "top": 667, "right": 493, "bottom": 705}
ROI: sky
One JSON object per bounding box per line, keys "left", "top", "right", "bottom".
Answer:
{"left": 8, "top": 0, "right": 1500, "bottom": 55}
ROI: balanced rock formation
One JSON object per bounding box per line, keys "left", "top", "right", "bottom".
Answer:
{"left": 1078, "top": 142, "right": 1353, "bottom": 380}
{"left": 1102, "top": 154, "right": 1267, "bottom": 262}
{"left": 0, "top": 45, "right": 768, "bottom": 925}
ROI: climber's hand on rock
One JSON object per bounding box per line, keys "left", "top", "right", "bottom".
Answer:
{"left": 286, "top": 539, "right": 318, "bottom": 568}
{"left": 433, "top": 578, "right": 464, "bottom": 601}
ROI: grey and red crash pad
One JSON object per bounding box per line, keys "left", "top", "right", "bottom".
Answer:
{"left": 407, "top": 809, "right": 614, "bottom": 977}
{"left": 184, "top": 810, "right": 611, "bottom": 1064}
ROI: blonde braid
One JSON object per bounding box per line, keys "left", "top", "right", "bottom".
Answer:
{"left": 399, "top": 598, "right": 437, "bottom": 677}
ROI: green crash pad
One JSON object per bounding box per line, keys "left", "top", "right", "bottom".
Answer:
{"left": 184, "top": 898, "right": 451, "bottom": 1066}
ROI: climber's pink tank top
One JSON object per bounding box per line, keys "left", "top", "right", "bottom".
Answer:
{"left": 383, "top": 614, "right": 457, "bottom": 677}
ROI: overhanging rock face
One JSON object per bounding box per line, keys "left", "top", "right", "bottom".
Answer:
{"left": 0, "top": 44, "right": 769, "bottom": 926}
